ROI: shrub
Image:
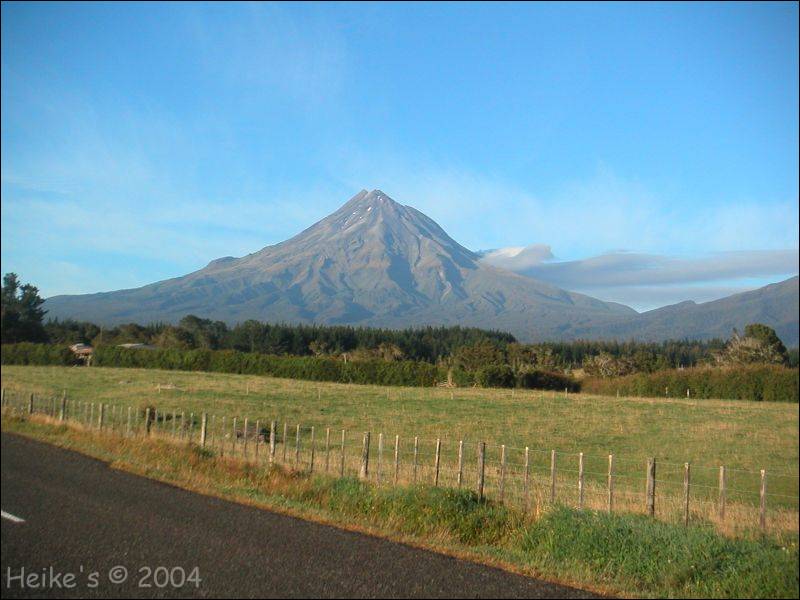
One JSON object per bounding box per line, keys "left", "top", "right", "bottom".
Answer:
{"left": 516, "top": 369, "right": 579, "bottom": 392}
{"left": 475, "top": 364, "right": 516, "bottom": 388}
{"left": 582, "top": 365, "right": 799, "bottom": 402}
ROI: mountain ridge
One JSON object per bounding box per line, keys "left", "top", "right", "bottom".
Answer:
{"left": 572, "top": 275, "right": 799, "bottom": 345}
{"left": 43, "top": 189, "right": 798, "bottom": 344}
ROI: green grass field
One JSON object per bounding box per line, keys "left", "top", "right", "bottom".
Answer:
{"left": 3, "top": 365, "right": 798, "bottom": 535}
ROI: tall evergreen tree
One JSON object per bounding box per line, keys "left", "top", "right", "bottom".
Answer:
{"left": 1, "top": 273, "right": 48, "bottom": 343}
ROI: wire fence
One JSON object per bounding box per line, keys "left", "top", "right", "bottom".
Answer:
{"left": 3, "top": 388, "right": 798, "bottom": 537}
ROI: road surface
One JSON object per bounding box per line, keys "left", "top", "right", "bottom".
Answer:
{"left": 1, "top": 433, "right": 601, "bottom": 598}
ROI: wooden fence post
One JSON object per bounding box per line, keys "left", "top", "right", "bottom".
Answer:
{"left": 220, "top": 416, "right": 226, "bottom": 456}
{"left": 126, "top": 406, "right": 132, "bottom": 437}
{"left": 200, "top": 412, "right": 208, "bottom": 447}
{"left": 339, "top": 429, "right": 346, "bottom": 477}
{"left": 412, "top": 436, "right": 419, "bottom": 483}
{"left": 254, "top": 419, "right": 261, "bottom": 459}
{"left": 523, "top": 446, "right": 530, "bottom": 511}
{"left": 760, "top": 469, "right": 767, "bottom": 530}
{"left": 59, "top": 391, "right": 67, "bottom": 422}
{"left": 282, "top": 423, "right": 288, "bottom": 462}
{"left": 393, "top": 435, "right": 400, "bottom": 485}
{"left": 172, "top": 410, "right": 178, "bottom": 437}
{"left": 646, "top": 458, "right": 656, "bottom": 517}
{"left": 325, "top": 428, "right": 331, "bottom": 472}
{"left": 550, "top": 450, "right": 557, "bottom": 504}
{"left": 309, "top": 426, "right": 316, "bottom": 472}
{"left": 683, "top": 462, "right": 690, "bottom": 526}
{"left": 457, "top": 440, "right": 464, "bottom": 488}
{"left": 295, "top": 424, "right": 301, "bottom": 465}
{"left": 232, "top": 417, "right": 238, "bottom": 456}
{"left": 377, "top": 433, "right": 384, "bottom": 483}
{"left": 477, "top": 442, "right": 486, "bottom": 501}
{"left": 145, "top": 407, "right": 152, "bottom": 436}
{"left": 98, "top": 403, "right": 105, "bottom": 430}
{"left": 269, "top": 421, "right": 277, "bottom": 465}
{"left": 499, "top": 445, "right": 507, "bottom": 502}
{"left": 1, "top": 388, "right": 5, "bottom": 408}
{"left": 359, "top": 432, "right": 370, "bottom": 479}
{"left": 578, "top": 452, "right": 585, "bottom": 509}
{"left": 607, "top": 454, "right": 614, "bottom": 513}
{"left": 434, "top": 438, "right": 441, "bottom": 486}
{"left": 718, "top": 465, "right": 726, "bottom": 520}
{"left": 28, "top": 393, "right": 34, "bottom": 415}
{"left": 243, "top": 418, "right": 250, "bottom": 458}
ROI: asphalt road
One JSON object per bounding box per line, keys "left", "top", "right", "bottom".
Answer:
{"left": 1, "top": 433, "right": 601, "bottom": 598}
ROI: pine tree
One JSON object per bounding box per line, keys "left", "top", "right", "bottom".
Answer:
{"left": 1, "top": 273, "right": 48, "bottom": 344}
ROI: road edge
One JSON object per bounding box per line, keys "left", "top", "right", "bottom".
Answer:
{"left": 0, "top": 425, "right": 616, "bottom": 598}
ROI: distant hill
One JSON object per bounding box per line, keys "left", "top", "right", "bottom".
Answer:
{"left": 567, "top": 276, "right": 799, "bottom": 346}
{"left": 44, "top": 190, "right": 634, "bottom": 339}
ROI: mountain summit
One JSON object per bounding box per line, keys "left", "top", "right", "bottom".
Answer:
{"left": 44, "top": 189, "right": 636, "bottom": 338}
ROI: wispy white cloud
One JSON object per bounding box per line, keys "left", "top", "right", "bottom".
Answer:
{"left": 480, "top": 244, "right": 555, "bottom": 270}
{"left": 481, "top": 246, "right": 799, "bottom": 310}
{"left": 482, "top": 248, "right": 799, "bottom": 286}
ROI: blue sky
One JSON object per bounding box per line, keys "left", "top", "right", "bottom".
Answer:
{"left": 2, "top": 1, "right": 798, "bottom": 311}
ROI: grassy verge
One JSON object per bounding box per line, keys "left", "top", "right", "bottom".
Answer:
{"left": 3, "top": 414, "right": 797, "bottom": 599}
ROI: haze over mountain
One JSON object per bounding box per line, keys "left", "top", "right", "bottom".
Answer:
{"left": 44, "top": 190, "right": 799, "bottom": 344}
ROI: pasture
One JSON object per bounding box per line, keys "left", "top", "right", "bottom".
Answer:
{"left": 3, "top": 365, "right": 798, "bottom": 536}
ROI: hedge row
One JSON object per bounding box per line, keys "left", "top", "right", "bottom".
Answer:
{"left": 2, "top": 343, "right": 578, "bottom": 391}
{"left": 581, "top": 365, "right": 799, "bottom": 403}
{"left": 459, "top": 364, "right": 579, "bottom": 391}
{"left": 0, "top": 342, "right": 80, "bottom": 366}
{"left": 88, "top": 346, "right": 442, "bottom": 387}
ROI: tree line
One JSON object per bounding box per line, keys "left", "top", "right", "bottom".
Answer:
{"left": 3, "top": 273, "right": 798, "bottom": 381}
{"left": 42, "top": 315, "right": 796, "bottom": 370}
